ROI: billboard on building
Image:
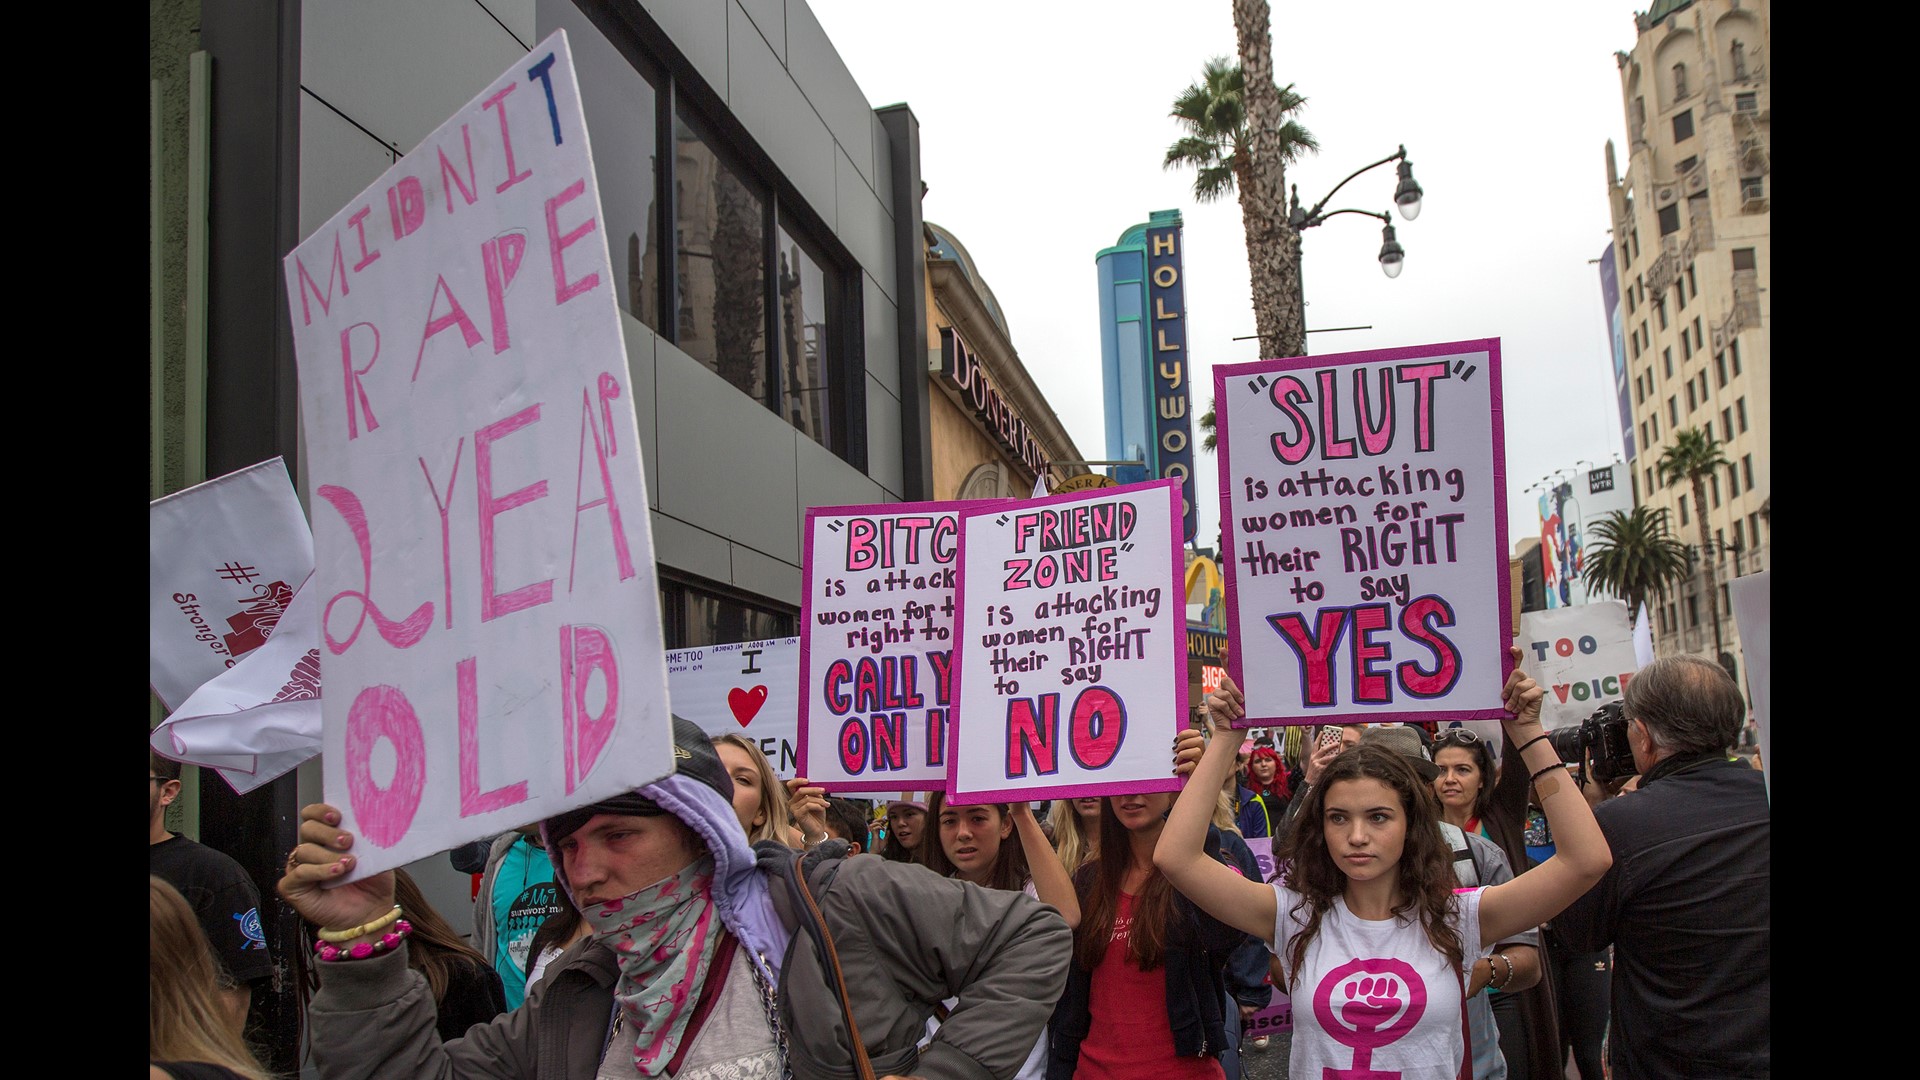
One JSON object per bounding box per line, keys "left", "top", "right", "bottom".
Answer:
{"left": 1539, "top": 464, "right": 1635, "bottom": 609}
{"left": 1598, "top": 243, "right": 1634, "bottom": 462}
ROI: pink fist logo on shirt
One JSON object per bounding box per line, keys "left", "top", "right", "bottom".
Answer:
{"left": 1313, "top": 957, "right": 1427, "bottom": 1078}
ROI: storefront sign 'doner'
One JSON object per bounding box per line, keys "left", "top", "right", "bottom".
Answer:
{"left": 938, "top": 326, "right": 1051, "bottom": 479}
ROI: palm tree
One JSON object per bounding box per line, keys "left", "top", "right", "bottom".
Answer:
{"left": 1657, "top": 428, "right": 1732, "bottom": 656}
{"left": 1582, "top": 507, "right": 1691, "bottom": 623}
{"left": 1230, "top": 0, "right": 1310, "bottom": 359}
{"left": 1164, "top": 59, "right": 1317, "bottom": 206}
{"left": 1197, "top": 397, "right": 1217, "bottom": 452}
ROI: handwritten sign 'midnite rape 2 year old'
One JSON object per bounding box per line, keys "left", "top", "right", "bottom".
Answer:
{"left": 1215, "top": 340, "right": 1511, "bottom": 727}
{"left": 949, "top": 481, "right": 1186, "bottom": 802}
{"left": 800, "top": 501, "right": 995, "bottom": 792}
{"left": 283, "top": 31, "right": 674, "bottom": 879}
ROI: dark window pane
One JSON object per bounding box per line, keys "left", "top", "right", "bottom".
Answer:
{"left": 1732, "top": 248, "right": 1757, "bottom": 272}
{"left": 675, "top": 107, "right": 767, "bottom": 402}
{"left": 686, "top": 588, "right": 794, "bottom": 647}
{"left": 1672, "top": 109, "right": 1694, "bottom": 141}
{"left": 1658, "top": 203, "right": 1681, "bottom": 235}
{"left": 776, "top": 223, "right": 839, "bottom": 447}
{"left": 565, "top": 5, "right": 661, "bottom": 331}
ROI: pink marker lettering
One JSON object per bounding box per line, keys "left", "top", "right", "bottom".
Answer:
{"left": 481, "top": 231, "right": 528, "bottom": 355}
{"left": 294, "top": 234, "right": 350, "bottom": 326}
{"left": 561, "top": 624, "right": 621, "bottom": 795}
{"left": 1267, "top": 375, "right": 1314, "bottom": 465}
{"left": 346, "top": 206, "right": 380, "bottom": 271}
{"left": 1265, "top": 607, "right": 1350, "bottom": 708}
{"left": 544, "top": 179, "right": 600, "bottom": 304}
{"left": 1396, "top": 362, "right": 1448, "bottom": 453}
{"left": 458, "top": 656, "right": 529, "bottom": 816}
{"left": 1316, "top": 369, "right": 1357, "bottom": 459}
{"left": 475, "top": 405, "right": 553, "bottom": 622}
{"left": 438, "top": 123, "right": 479, "bottom": 214}
{"left": 339, "top": 322, "right": 381, "bottom": 440}
{"left": 343, "top": 684, "right": 427, "bottom": 848}
{"left": 411, "top": 274, "right": 485, "bottom": 382}
{"left": 316, "top": 484, "right": 433, "bottom": 654}
{"left": 387, "top": 176, "right": 427, "bottom": 240}
{"left": 482, "top": 83, "right": 533, "bottom": 194}
{"left": 419, "top": 439, "right": 465, "bottom": 629}
{"left": 1354, "top": 367, "right": 1396, "bottom": 455}
{"left": 569, "top": 382, "right": 636, "bottom": 591}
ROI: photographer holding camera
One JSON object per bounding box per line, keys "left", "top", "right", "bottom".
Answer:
{"left": 1552, "top": 655, "right": 1769, "bottom": 1078}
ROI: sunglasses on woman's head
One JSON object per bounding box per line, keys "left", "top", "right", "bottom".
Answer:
{"left": 1435, "top": 729, "right": 1483, "bottom": 747}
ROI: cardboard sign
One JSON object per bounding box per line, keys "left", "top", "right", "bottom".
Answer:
{"left": 669, "top": 638, "right": 800, "bottom": 778}
{"left": 1518, "top": 601, "right": 1637, "bottom": 730}
{"left": 283, "top": 31, "right": 672, "bottom": 878}
{"left": 1214, "top": 340, "right": 1511, "bottom": 726}
{"left": 1238, "top": 834, "right": 1292, "bottom": 1034}
{"left": 799, "top": 501, "right": 993, "bottom": 792}
{"left": 1728, "top": 572, "right": 1768, "bottom": 800}
{"left": 150, "top": 458, "right": 313, "bottom": 710}
{"left": 949, "top": 481, "right": 1186, "bottom": 801}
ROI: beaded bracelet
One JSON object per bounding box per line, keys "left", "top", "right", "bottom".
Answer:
{"left": 315, "top": 920, "right": 413, "bottom": 962}
{"left": 1489, "top": 952, "right": 1515, "bottom": 991}
{"left": 317, "top": 905, "right": 403, "bottom": 944}
{"left": 1529, "top": 761, "right": 1569, "bottom": 785}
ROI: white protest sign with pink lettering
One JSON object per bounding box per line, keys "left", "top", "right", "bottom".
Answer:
{"left": 948, "top": 481, "right": 1186, "bottom": 802}
{"left": 1215, "top": 339, "right": 1512, "bottom": 728}
{"left": 669, "top": 638, "right": 801, "bottom": 779}
{"left": 284, "top": 31, "right": 672, "bottom": 879}
{"left": 150, "top": 458, "right": 313, "bottom": 710}
{"left": 799, "top": 501, "right": 997, "bottom": 792}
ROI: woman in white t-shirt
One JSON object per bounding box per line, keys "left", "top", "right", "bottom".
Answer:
{"left": 1156, "top": 648, "right": 1612, "bottom": 1080}
{"left": 919, "top": 794, "right": 1081, "bottom": 1080}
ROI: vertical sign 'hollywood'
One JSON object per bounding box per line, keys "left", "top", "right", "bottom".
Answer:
{"left": 284, "top": 31, "right": 673, "bottom": 878}
{"left": 1215, "top": 340, "right": 1511, "bottom": 727}
{"left": 949, "top": 481, "right": 1185, "bottom": 802}
{"left": 1145, "top": 220, "right": 1198, "bottom": 542}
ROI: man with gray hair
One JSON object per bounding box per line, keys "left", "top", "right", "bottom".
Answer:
{"left": 1553, "top": 655, "right": 1769, "bottom": 1078}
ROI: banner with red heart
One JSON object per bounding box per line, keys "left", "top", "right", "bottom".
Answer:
{"left": 668, "top": 638, "right": 800, "bottom": 777}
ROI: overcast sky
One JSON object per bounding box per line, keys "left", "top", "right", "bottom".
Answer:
{"left": 811, "top": 0, "right": 1638, "bottom": 553}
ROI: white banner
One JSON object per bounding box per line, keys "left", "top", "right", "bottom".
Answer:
{"left": 949, "top": 480, "right": 1186, "bottom": 802}
{"left": 284, "top": 31, "right": 672, "bottom": 878}
{"left": 1728, "top": 572, "right": 1769, "bottom": 799}
{"left": 153, "top": 575, "right": 323, "bottom": 793}
{"left": 150, "top": 458, "right": 313, "bottom": 710}
{"left": 669, "top": 638, "right": 800, "bottom": 779}
{"left": 1518, "top": 601, "right": 1637, "bottom": 730}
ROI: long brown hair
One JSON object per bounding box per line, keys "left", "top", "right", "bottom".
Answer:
{"left": 920, "top": 793, "right": 1030, "bottom": 891}
{"left": 150, "top": 876, "right": 271, "bottom": 1080}
{"left": 1071, "top": 795, "right": 1178, "bottom": 972}
{"left": 1274, "top": 744, "right": 1463, "bottom": 987}
{"left": 392, "top": 868, "right": 492, "bottom": 1002}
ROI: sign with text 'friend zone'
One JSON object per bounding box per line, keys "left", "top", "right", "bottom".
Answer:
{"left": 284, "top": 31, "right": 672, "bottom": 879}
{"left": 1216, "top": 340, "right": 1511, "bottom": 727}
{"left": 950, "top": 481, "right": 1186, "bottom": 802}
{"left": 799, "top": 501, "right": 998, "bottom": 792}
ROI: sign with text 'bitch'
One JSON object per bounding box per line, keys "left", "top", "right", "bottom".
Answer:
{"left": 800, "top": 501, "right": 996, "bottom": 792}
{"left": 1215, "top": 340, "right": 1511, "bottom": 727}
{"left": 284, "top": 31, "right": 672, "bottom": 879}
{"left": 949, "top": 481, "right": 1185, "bottom": 802}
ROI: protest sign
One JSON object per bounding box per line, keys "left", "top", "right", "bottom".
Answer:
{"left": 669, "top": 638, "right": 800, "bottom": 778}
{"left": 948, "top": 480, "right": 1185, "bottom": 802}
{"left": 151, "top": 458, "right": 313, "bottom": 710}
{"left": 1238, "top": 834, "right": 1292, "bottom": 1034}
{"left": 1518, "top": 601, "right": 1637, "bottom": 730}
{"left": 283, "top": 32, "right": 672, "bottom": 879}
{"left": 800, "top": 501, "right": 993, "bottom": 792}
{"left": 153, "top": 573, "right": 323, "bottom": 794}
{"left": 1214, "top": 340, "right": 1511, "bottom": 726}
{"left": 1729, "top": 572, "right": 1768, "bottom": 799}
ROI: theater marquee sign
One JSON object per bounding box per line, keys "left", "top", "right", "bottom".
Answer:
{"left": 937, "top": 327, "right": 1052, "bottom": 480}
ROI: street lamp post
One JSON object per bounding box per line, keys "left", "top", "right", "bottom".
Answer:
{"left": 1284, "top": 146, "right": 1424, "bottom": 350}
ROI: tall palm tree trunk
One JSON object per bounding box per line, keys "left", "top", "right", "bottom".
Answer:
{"left": 1232, "top": 0, "right": 1306, "bottom": 359}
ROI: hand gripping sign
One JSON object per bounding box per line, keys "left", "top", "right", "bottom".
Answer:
{"left": 1215, "top": 340, "right": 1512, "bottom": 727}
{"left": 799, "top": 501, "right": 997, "bottom": 792}
{"left": 282, "top": 31, "right": 672, "bottom": 879}
{"left": 948, "top": 480, "right": 1186, "bottom": 802}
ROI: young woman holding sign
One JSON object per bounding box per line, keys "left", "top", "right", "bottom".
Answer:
{"left": 1156, "top": 648, "right": 1611, "bottom": 1080}
{"left": 920, "top": 794, "right": 1080, "bottom": 1080}
{"left": 1046, "top": 790, "right": 1249, "bottom": 1080}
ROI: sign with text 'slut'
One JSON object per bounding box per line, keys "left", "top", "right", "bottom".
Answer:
{"left": 1215, "top": 340, "right": 1511, "bottom": 727}
{"left": 949, "top": 480, "right": 1186, "bottom": 802}
{"left": 283, "top": 30, "right": 673, "bottom": 879}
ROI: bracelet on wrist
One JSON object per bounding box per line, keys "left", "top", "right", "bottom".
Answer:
{"left": 317, "top": 905, "right": 403, "bottom": 944}
{"left": 315, "top": 919, "right": 413, "bottom": 962}
{"left": 1516, "top": 733, "right": 1552, "bottom": 754}
{"left": 1529, "top": 761, "right": 1569, "bottom": 785}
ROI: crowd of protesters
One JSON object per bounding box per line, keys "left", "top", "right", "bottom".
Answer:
{"left": 152, "top": 647, "right": 1768, "bottom": 1080}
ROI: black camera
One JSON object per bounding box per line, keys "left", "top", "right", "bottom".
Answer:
{"left": 1545, "top": 701, "right": 1637, "bottom": 785}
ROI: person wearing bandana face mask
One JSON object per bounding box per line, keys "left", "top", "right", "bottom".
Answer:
{"left": 280, "top": 717, "right": 1072, "bottom": 1080}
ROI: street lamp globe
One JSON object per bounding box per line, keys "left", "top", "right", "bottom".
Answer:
{"left": 1378, "top": 223, "right": 1405, "bottom": 279}
{"left": 1394, "top": 158, "right": 1423, "bottom": 221}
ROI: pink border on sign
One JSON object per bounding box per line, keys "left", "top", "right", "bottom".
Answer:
{"left": 948, "top": 479, "right": 1188, "bottom": 802}
{"left": 1213, "top": 339, "right": 1512, "bottom": 728}
{"left": 797, "top": 499, "right": 1003, "bottom": 793}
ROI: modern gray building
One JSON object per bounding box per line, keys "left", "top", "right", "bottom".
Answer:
{"left": 151, "top": 2, "right": 932, "bottom": 1063}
